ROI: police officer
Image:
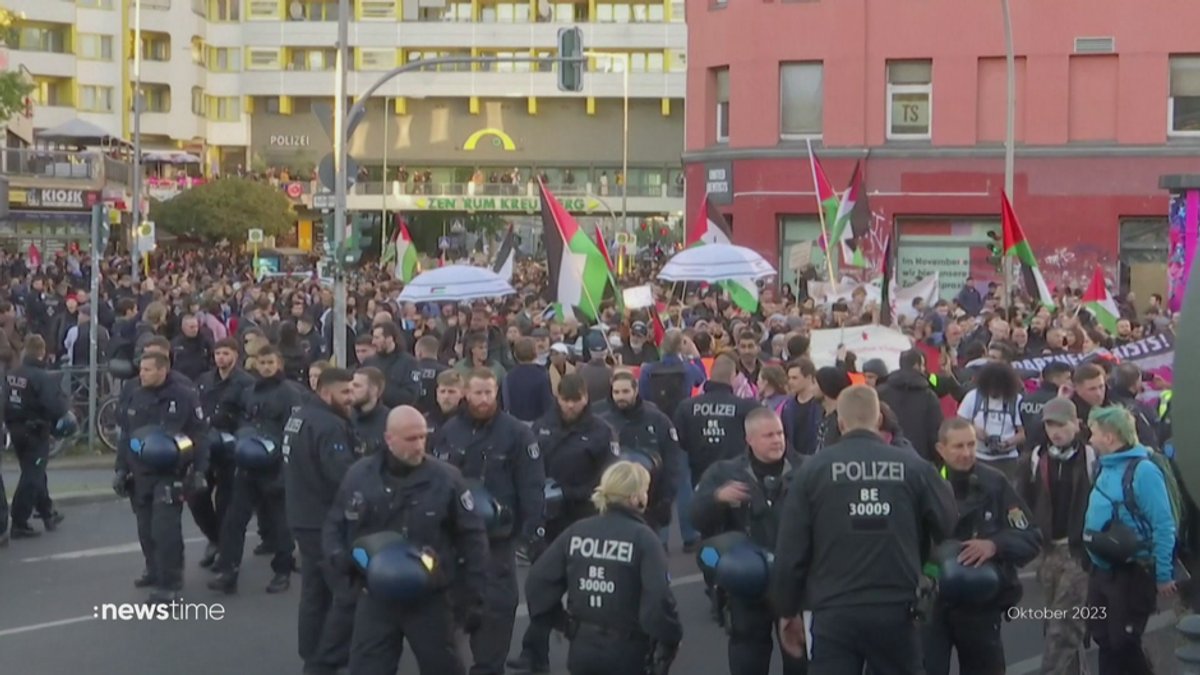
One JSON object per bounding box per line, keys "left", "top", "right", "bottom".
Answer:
{"left": 324, "top": 406, "right": 489, "bottom": 675}
{"left": 675, "top": 357, "right": 760, "bottom": 486}
{"left": 284, "top": 367, "right": 360, "bottom": 675}
{"left": 0, "top": 345, "right": 9, "bottom": 548}
{"left": 921, "top": 417, "right": 1040, "bottom": 675}
{"left": 692, "top": 408, "right": 806, "bottom": 675}
{"left": 208, "top": 345, "right": 300, "bottom": 595}
{"left": 365, "top": 322, "right": 421, "bottom": 408}
{"left": 769, "top": 385, "right": 957, "bottom": 674}
{"left": 351, "top": 366, "right": 390, "bottom": 456}
{"left": 426, "top": 369, "right": 464, "bottom": 451}
{"left": 594, "top": 371, "right": 683, "bottom": 534}
{"left": 525, "top": 460, "right": 683, "bottom": 675}
{"left": 509, "top": 373, "right": 617, "bottom": 673}
{"left": 414, "top": 335, "right": 449, "bottom": 415}
{"left": 193, "top": 336, "right": 254, "bottom": 568}
{"left": 431, "top": 367, "right": 545, "bottom": 675}
{"left": 6, "top": 335, "right": 69, "bottom": 538}
{"left": 113, "top": 351, "right": 210, "bottom": 602}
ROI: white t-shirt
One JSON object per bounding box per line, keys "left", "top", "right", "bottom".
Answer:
{"left": 957, "top": 389, "right": 1024, "bottom": 462}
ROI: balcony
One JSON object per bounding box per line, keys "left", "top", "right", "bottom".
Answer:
{"left": 337, "top": 180, "right": 684, "bottom": 214}
{"left": 0, "top": 148, "right": 133, "bottom": 190}
{"left": 5, "top": 0, "right": 77, "bottom": 25}
{"left": 240, "top": 69, "right": 683, "bottom": 98}
{"left": 12, "top": 50, "right": 76, "bottom": 79}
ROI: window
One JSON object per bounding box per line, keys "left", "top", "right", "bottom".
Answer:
{"left": 141, "top": 36, "right": 171, "bottom": 62}
{"left": 778, "top": 216, "right": 828, "bottom": 280}
{"left": 79, "top": 85, "right": 115, "bottom": 112}
{"left": 78, "top": 34, "right": 114, "bottom": 61}
{"left": 31, "top": 77, "right": 72, "bottom": 106}
{"left": 143, "top": 85, "right": 171, "bottom": 113}
{"left": 714, "top": 67, "right": 730, "bottom": 142}
{"left": 669, "top": 0, "right": 683, "bottom": 21}
{"left": 191, "top": 87, "right": 206, "bottom": 116}
{"left": 15, "top": 26, "right": 69, "bottom": 54}
{"left": 1169, "top": 56, "right": 1200, "bottom": 136}
{"left": 358, "top": 48, "right": 395, "bottom": 70}
{"left": 483, "top": 51, "right": 530, "bottom": 72}
{"left": 292, "top": 0, "right": 336, "bottom": 20}
{"left": 206, "top": 47, "right": 241, "bottom": 71}
{"left": 207, "top": 96, "right": 240, "bottom": 121}
{"left": 408, "top": 50, "right": 471, "bottom": 72}
{"left": 886, "top": 60, "right": 932, "bottom": 140}
{"left": 291, "top": 48, "right": 336, "bottom": 71}
{"left": 359, "top": 0, "right": 395, "bottom": 19}
{"left": 779, "top": 62, "right": 822, "bottom": 138}
{"left": 479, "top": 2, "right": 529, "bottom": 23}
{"left": 539, "top": 2, "right": 583, "bottom": 21}
{"left": 78, "top": 0, "right": 115, "bottom": 9}
{"left": 247, "top": 48, "right": 282, "bottom": 70}
{"left": 247, "top": 0, "right": 279, "bottom": 18}
{"left": 209, "top": 0, "right": 241, "bottom": 21}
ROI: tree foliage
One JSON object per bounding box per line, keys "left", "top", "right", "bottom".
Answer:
{"left": 0, "top": 10, "right": 34, "bottom": 124}
{"left": 150, "top": 178, "right": 295, "bottom": 243}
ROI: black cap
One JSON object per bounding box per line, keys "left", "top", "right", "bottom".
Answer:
{"left": 631, "top": 321, "right": 648, "bottom": 337}
{"left": 586, "top": 331, "right": 607, "bottom": 353}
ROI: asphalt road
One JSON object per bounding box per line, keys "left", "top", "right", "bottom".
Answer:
{"left": 0, "top": 498, "right": 1187, "bottom": 675}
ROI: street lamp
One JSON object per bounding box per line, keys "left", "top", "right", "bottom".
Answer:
{"left": 130, "top": 0, "right": 143, "bottom": 282}
{"left": 1002, "top": 0, "right": 1016, "bottom": 306}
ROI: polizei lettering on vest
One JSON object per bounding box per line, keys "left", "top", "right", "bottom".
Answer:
{"left": 831, "top": 461, "right": 906, "bottom": 482}
{"left": 693, "top": 402, "right": 736, "bottom": 417}
{"left": 568, "top": 536, "right": 635, "bottom": 563}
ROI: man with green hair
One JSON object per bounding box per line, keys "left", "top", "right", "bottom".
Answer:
{"left": 1082, "top": 405, "right": 1176, "bottom": 675}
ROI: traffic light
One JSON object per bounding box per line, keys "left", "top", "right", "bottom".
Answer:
{"left": 337, "top": 213, "right": 376, "bottom": 269}
{"left": 556, "top": 27, "right": 584, "bottom": 93}
{"left": 986, "top": 230, "right": 1002, "bottom": 272}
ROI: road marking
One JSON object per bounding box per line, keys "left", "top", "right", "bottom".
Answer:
{"left": 21, "top": 537, "right": 208, "bottom": 563}
{"left": 1005, "top": 610, "right": 1176, "bottom": 674}
{"left": 0, "top": 616, "right": 97, "bottom": 638}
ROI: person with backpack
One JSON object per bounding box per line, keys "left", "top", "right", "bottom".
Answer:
{"left": 956, "top": 361, "right": 1025, "bottom": 483}
{"left": 1082, "top": 405, "right": 1177, "bottom": 675}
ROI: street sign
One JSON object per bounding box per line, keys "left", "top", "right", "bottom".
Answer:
{"left": 614, "top": 231, "right": 633, "bottom": 246}
{"left": 406, "top": 195, "right": 599, "bottom": 213}
{"left": 317, "top": 154, "right": 359, "bottom": 192}
{"left": 451, "top": 218, "right": 465, "bottom": 233}
{"left": 248, "top": 228, "right": 264, "bottom": 244}
{"left": 313, "top": 192, "right": 335, "bottom": 210}
{"left": 438, "top": 236, "right": 451, "bottom": 251}
{"left": 136, "top": 221, "right": 156, "bottom": 252}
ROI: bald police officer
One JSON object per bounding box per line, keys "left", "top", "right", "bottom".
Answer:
{"left": 769, "top": 385, "right": 957, "bottom": 675}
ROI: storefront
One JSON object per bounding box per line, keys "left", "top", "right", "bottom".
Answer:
{"left": 2, "top": 187, "right": 99, "bottom": 255}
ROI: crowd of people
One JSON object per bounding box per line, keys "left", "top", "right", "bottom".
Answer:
{"left": 0, "top": 243, "right": 1189, "bottom": 675}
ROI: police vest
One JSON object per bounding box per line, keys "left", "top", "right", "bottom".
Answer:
{"left": 1159, "top": 390, "right": 1173, "bottom": 419}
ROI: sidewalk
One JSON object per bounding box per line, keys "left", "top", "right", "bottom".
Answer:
{"left": 1, "top": 453, "right": 120, "bottom": 506}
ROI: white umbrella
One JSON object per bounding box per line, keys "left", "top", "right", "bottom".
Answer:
{"left": 398, "top": 265, "right": 515, "bottom": 303}
{"left": 657, "top": 243, "right": 776, "bottom": 283}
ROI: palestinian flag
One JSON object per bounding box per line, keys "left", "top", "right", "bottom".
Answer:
{"left": 652, "top": 300, "right": 667, "bottom": 346}
{"left": 806, "top": 139, "right": 842, "bottom": 270}
{"left": 593, "top": 225, "right": 623, "bottom": 311}
{"left": 879, "top": 236, "right": 895, "bottom": 326}
{"left": 391, "top": 216, "right": 419, "bottom": 283}
{"left": 686, "top": 195, "right": 759, "bottom": 312}
{"left": 539, "top": 179, "right": 610, "bottom": 321}
{"left": 831, "top": 162, "right": 868, "bottom": 267}
{"left": 1000, "top": 191, "right": 1055, "bottom": 309}
{"left": 1082, "top": 265, "right": 1120, "bottom": 333}
{"left": 493, "top": 225, "right": 516, "bottom": 280}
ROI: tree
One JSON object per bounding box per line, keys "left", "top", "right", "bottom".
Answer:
{"left": 150, "top": 178, "right": 295, "bottom": 243}
{"left": 0, "top": 10, "right": 34, "bottom": 124}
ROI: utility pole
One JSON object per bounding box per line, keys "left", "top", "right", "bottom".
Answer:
{"left": 1002, "top": 0, "right": 1015, "bottom": 308}
{"left": 130, "top": 0, "right": 143, "bottom": 283}
{"left": 330, "top": 0, "right": 350, "bottom": 367}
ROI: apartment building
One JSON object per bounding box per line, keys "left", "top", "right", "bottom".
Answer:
{"left": 5, "top": 0, "right": 688, "bottom": 226}
{"left": 683, "top": 0, "right": 1200, "bottom": 302}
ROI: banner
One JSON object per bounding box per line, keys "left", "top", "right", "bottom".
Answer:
{"left": 1011, "top": 330, "right": 1175, "bottom": 374}
{"left": 809, "top": 325, "right": 913, "bottom": 373}
{"left": 806, "top": 274, "right": 940, "bottom": 321}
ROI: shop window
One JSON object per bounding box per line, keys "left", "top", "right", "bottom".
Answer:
{"left": 778, "top": 215, "right": 827, "bottom": 281}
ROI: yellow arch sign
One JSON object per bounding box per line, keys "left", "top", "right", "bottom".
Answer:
{"left": 463, "top": 128, "right": 516, "bottom": 151}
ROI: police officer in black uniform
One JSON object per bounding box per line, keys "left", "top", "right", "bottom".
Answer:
{"left": 593, "top": 371, "right": 682, "bottom": 534}
{"left": 692, "top": 407, "right": 807, "bottom": 675}
{"left": 193, "top": 336, "right": 254, "bottom": 568}
{"left": 426, "top": 369, "right": 464, "bottom": 451}
{"left": 351, "top": 366, "right": 390, "bottom": 456}
{"left": 113, "top": 351, "right": 210, "bottom": 602}
{"left": 431, "top": 367, "right": 545, "bottom": 675}
{"left": 675, "top": 356, "right": 761, "bottom": 488}
{"left": 6, "top": 335, "right": 69, "bottom": 538}
{"left": 769, "top": 385, "right": 957, "bottom": 674}
{"left": 510, "top": 373, "right": 618, "bottom": 673}
{"left": 0, "top": 345, "right": 9, "bottom": 548}
{"left": 284, "top": 367, "right": 360, "bottom": 675}
{"left": 324, "top": 406, "right": 489, "bottom": 675}
{"left": 525, "top": 460, "right": 683, "bottom": 675}
{"left": 365, "top": 322, "right": 421, "bottom": 408}
{"left": 921, "top": 417, "right": 1041, "bottom": 675}
{"left": 414, "top": 335, "right": 449, "bottom": 415}
{"left": 209, "top": 345, "right": 300, "bottom": 594}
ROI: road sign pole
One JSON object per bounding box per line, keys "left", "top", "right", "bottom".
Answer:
{"left": 88, "top": 203, "right": 102, "bottom": 453}
{"left": 331, "top": 0, "right": 350, "bottom": 367}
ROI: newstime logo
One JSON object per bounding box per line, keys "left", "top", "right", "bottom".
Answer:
{"left": 94, "top": 599, "right": 226, "bottom": 621}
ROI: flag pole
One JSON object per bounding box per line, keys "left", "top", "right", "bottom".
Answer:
{"left": 806, "top": 139, "right": 839, "bottom": 286}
